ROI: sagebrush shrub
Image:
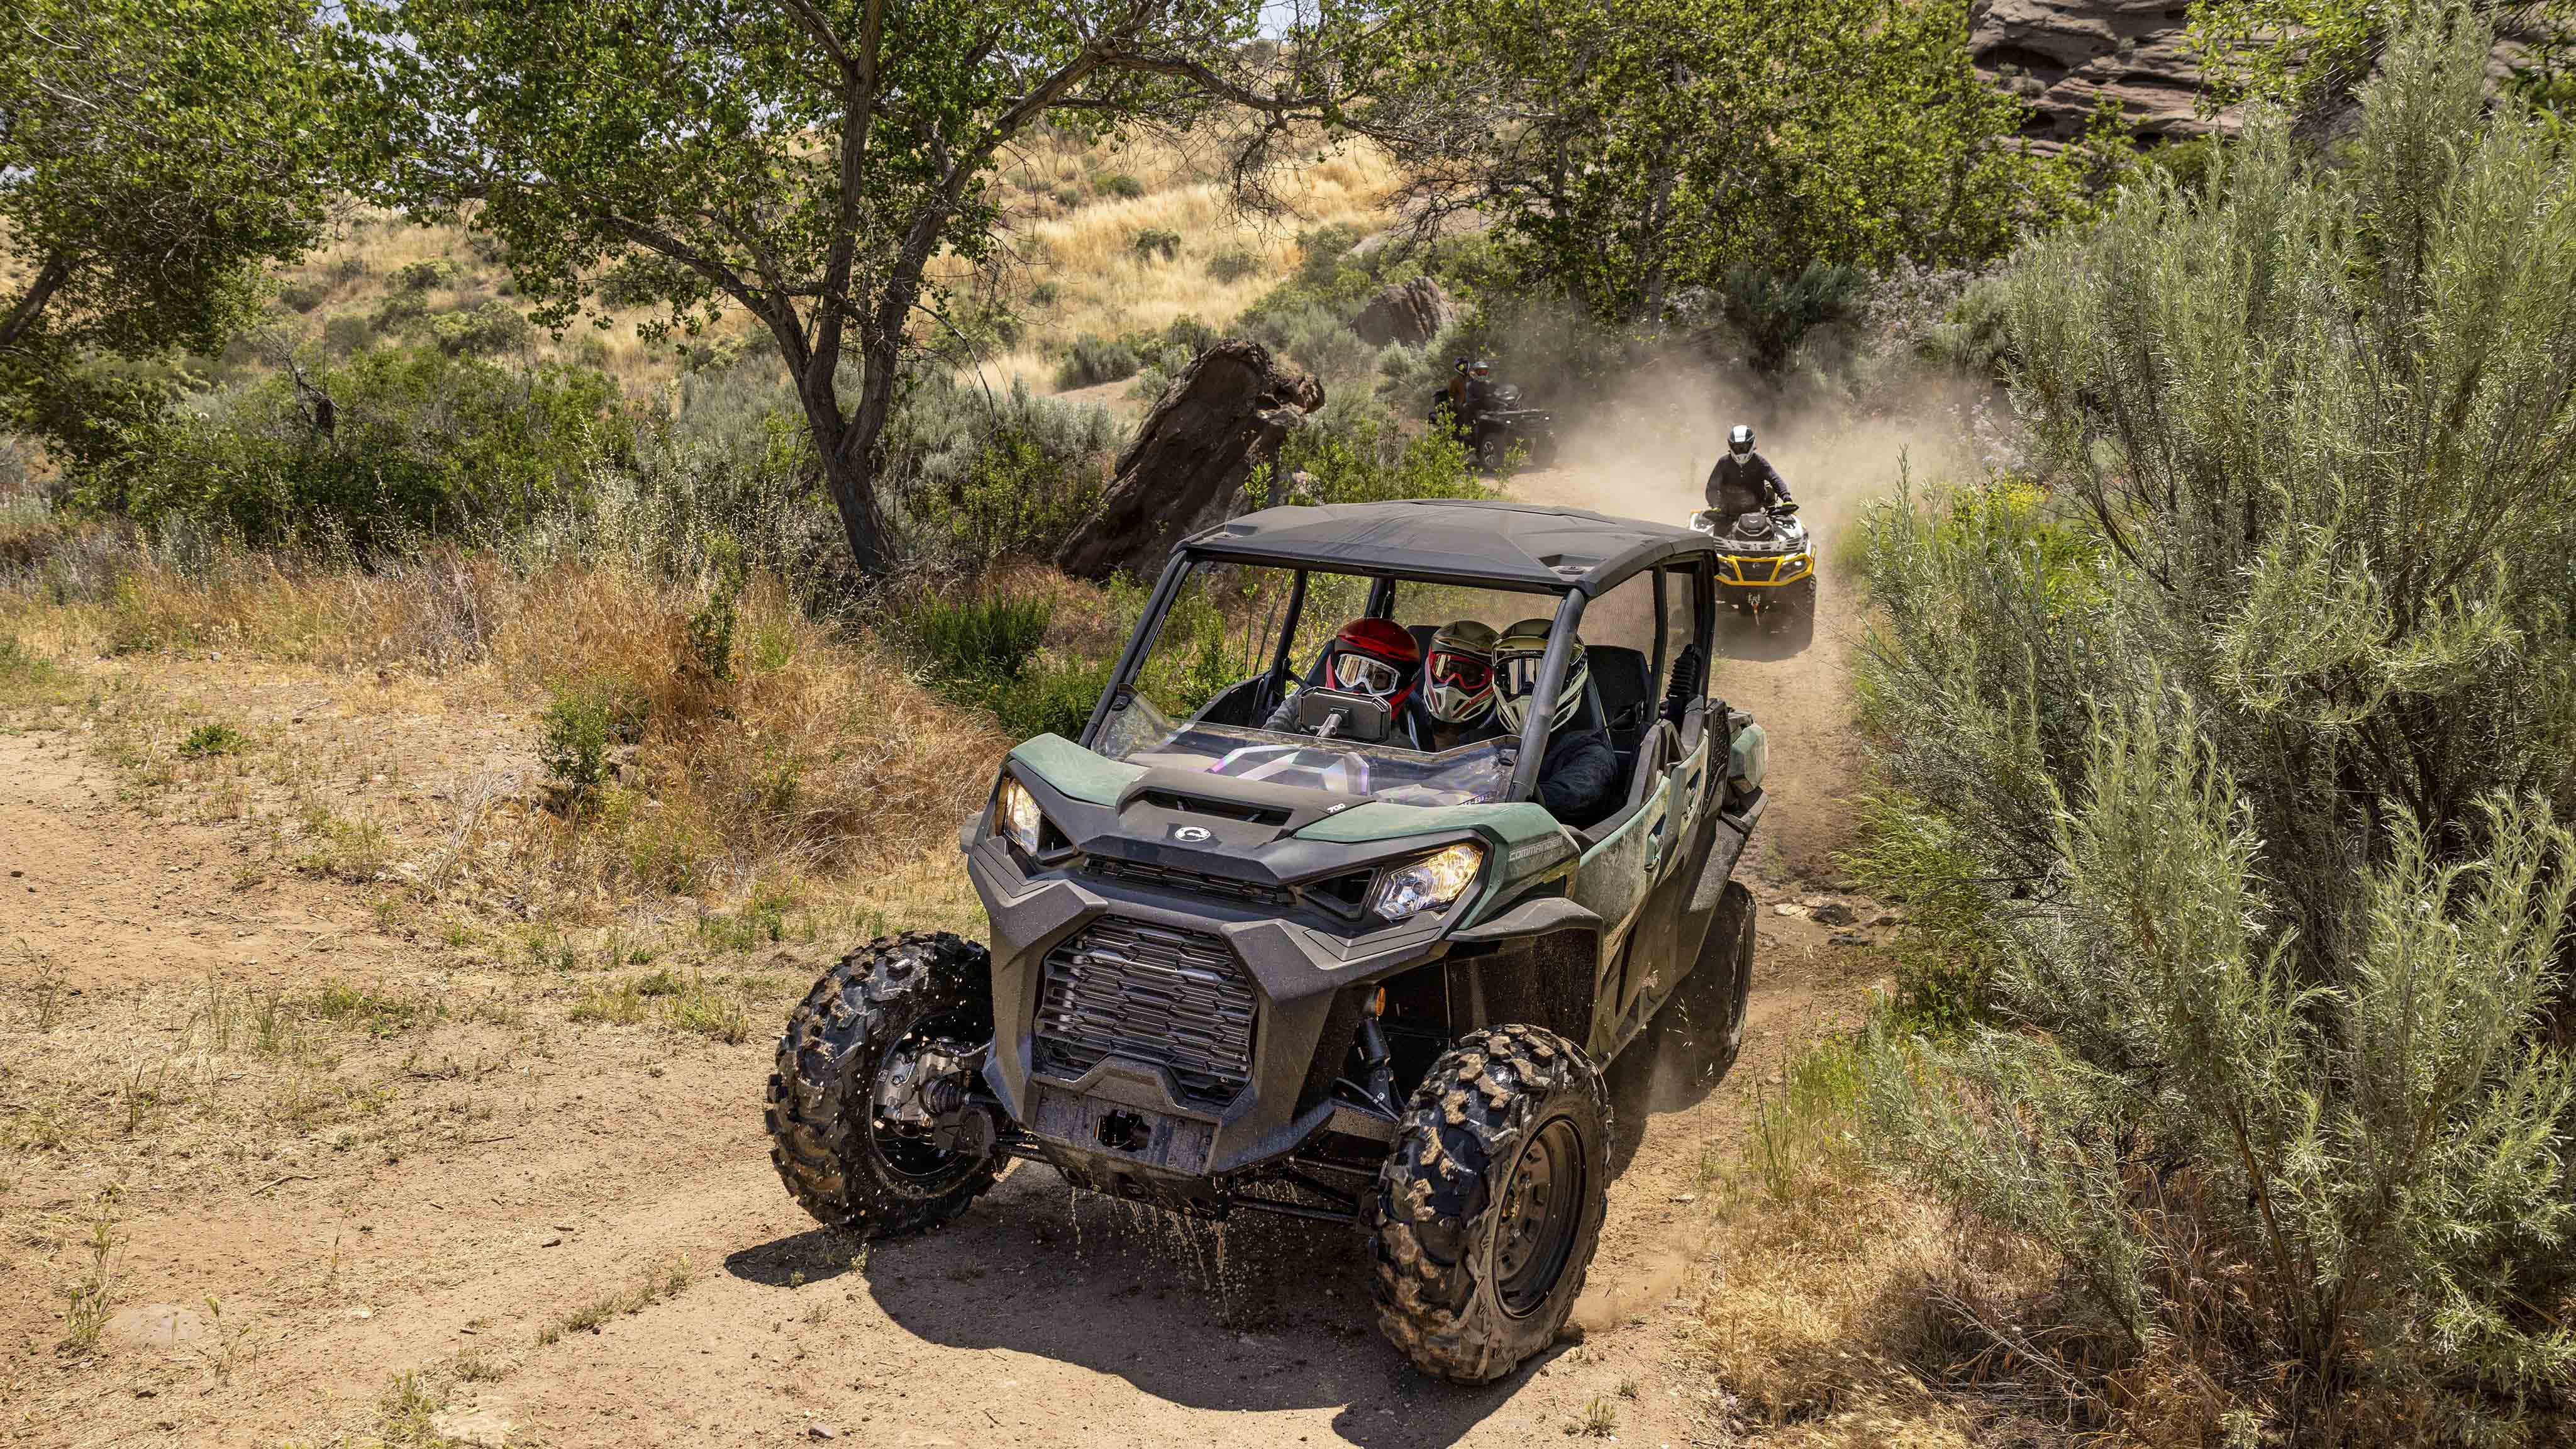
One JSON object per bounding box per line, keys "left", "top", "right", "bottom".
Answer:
{"left": 1206, "top": 246, "right": 1263, "bottom": 282}
{"left": 1852, "top": 13, "right": 2576, "bottom": 1436}
{"left": 882, "top": 374, "right": 1118, "bottom": 563}
{"left": 1052, "top": 333, "right": 1141, "bottom": 390}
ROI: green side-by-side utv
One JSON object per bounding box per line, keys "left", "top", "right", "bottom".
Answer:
{"left": 764, "top": 499, "right": 1770, "bottom": 1382}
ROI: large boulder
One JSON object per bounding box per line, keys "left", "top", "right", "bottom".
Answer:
{"left": 1971, "top": 3, "right": 2555, "bottom": 153}
{"left": 1351, "top": 276, "right": 1455, "bottom": 347}
{"left": 1055, "top": 340, "right": 1324, "bottom": 583}
{"left": 1970, "top": 0, "right": 2225, "bottom": 153}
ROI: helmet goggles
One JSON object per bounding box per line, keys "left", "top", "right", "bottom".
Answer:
{"left": 1428, "top": 650, "right": 1492, "bottom": 692}
{"left": 1330, "top": 652, "right": 1404, "bottom": 699}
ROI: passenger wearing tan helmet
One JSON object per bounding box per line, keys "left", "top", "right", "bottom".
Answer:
{"left": 1421, "top": 619, "right": 1506, "bottom": 752}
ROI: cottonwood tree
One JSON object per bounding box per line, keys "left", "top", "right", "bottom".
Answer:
{"left": 1365, "top": 0, "right": 2067, "bottom": 325}
{"left": 0, "top": 0, "right": 347, "bottom": 425}
{"left": 362, "top": 0, "right": 1370, "bottom": 573}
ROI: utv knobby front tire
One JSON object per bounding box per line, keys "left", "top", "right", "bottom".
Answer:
{"left": 765, "top": 931, "right": 1002, "bottom": 1238}
{"left": 1369, "top": 1025, "right": 1609, "bottom": 1383}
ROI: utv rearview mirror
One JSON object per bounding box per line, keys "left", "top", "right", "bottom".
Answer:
{"left": 1297, "top": 688, "right": 1392, "bottom": 743}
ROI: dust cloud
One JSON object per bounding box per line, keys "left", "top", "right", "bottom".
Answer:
{"left": 1513, "top": 348, "right": 1990, "bottom": 553}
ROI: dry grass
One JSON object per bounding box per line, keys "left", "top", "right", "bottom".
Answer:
{"left": 958, "top": 138, "right": 1401, "bottom": 391}
{"left": 5, "top": 532, "right": 1005, "bottom": 934}
{"left": 534, "top": 1257, "right": 694, "bottom": 1346}
{"left": 256, "top": 128, "right": 1397, "bottom": 407}
{"left": 1689, "top": 1031, "right": 2279, "bottom": 1449}
{"left": 478, "top": 562, "right": 1007, "bottom": 918}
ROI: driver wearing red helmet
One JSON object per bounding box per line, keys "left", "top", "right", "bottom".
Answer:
{"left": 1263, "top": 616, "right": 1435, "bottom": 749}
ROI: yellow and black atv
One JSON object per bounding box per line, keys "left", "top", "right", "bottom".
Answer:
{"left": 1690, "top": 503, "right": 1816, "bottom": 651}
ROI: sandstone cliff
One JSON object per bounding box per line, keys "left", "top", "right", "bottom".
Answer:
{"left": 1970, "top": 0, "right": 2225, "bottom": 152}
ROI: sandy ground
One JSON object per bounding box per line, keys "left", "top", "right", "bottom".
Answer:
{"left": 1, "top": 431, "right": 1904, "bottom": 1446}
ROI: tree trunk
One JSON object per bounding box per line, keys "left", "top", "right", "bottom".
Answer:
{"left": 787, "top": 341, "right": 891, "bottom": 577}
{"left": 0, "top": 255, "right": 72, "bottom": 357}
{"left": 1055, "top": 340, "right": 1323, "bottom": 582}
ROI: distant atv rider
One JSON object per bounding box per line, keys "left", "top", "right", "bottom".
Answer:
{"left": 1443, "top": 357, "right": 1496, "bottom": 422}
{"left": 1704, "top": 425, "right": 1794, "bottom": 518}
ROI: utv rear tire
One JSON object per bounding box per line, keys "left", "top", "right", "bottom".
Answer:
{"left": 1369, "top": 1025, "right": 1609, "bottom": 1383}
{"left": 765, "top": 931, "right": 1003, "bottom": 1238}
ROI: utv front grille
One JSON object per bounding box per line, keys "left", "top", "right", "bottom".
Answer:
{"left": 1035, "top": 919, "right": 1258, "bottom": 1108}
{"left": 1081, "top": 856, "right": 1294, "bottom": 908}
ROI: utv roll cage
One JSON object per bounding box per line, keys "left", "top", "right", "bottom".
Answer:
{"left": 1080, "top": 499, "right": 1719, "bottom": 806}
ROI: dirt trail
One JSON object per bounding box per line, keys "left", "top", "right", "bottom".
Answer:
{"left": 1, "top": 713, "right": 1873, "bottom": 1448}
{"left": 1, "top": 414, "right": 1916, "bottom": 1445}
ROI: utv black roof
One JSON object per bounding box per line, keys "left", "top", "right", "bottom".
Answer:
{"left": 1184, "top": 499, "right": 1711, "bottom": 597}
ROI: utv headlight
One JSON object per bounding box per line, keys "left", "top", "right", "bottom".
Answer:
{"left": 994, "top": 777, "right": 1045, "bottom": 854}
{"left": 1369, "top": 842, "right": 1484, "bottom": 921}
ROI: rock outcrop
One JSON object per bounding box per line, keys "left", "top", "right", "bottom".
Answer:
{"left": 1970, "top": 0, "right": 2226, "bottom": 152}
{"left": 1351, "top": 276, "right": 1457, "bottom": 347}
{"left": 1055, "top": 340, "right": 1324, "bottom": 583}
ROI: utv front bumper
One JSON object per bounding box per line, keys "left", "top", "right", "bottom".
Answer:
{"left": 966, "top": 830, "right": 1456, "bottom": 1188}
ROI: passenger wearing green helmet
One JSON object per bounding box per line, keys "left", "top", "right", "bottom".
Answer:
{"left": 1494, "top": 617, "right": 1620, "bottom": 827}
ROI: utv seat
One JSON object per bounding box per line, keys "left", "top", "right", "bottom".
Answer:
{"left": 1585, "top": 645, "right": 1654, "bottom": 767}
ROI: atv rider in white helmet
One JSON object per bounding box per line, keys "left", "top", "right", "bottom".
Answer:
{"left": 1704, "top": 425, "right": 1794, "bottom": 519}
{"left": 1494, "top": 617, "right": 1619, "bottom": 828}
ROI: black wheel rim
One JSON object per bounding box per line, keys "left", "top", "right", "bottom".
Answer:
{"left": 1492, "top": 1115, "right": 1586, "bottom": 1318}
{"left": 865, "top": 1010, "right": 985, "bottom": 1186}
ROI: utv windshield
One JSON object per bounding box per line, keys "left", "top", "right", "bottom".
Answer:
{"left": 1091, "top": 562, "right": 1570, "bottom": 808}
{"left": 1100, "top": 702, "right": 1514, "bottom": 809}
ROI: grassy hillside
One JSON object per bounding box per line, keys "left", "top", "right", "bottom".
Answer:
{"left": 225, "top": 130, "right": 1398, "bottom": 406}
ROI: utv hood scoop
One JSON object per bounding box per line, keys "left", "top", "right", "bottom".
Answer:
{"left": 1113, "top": 769, "right": 1353, "bottom": 852}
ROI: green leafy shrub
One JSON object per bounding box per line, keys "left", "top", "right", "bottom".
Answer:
{"left": 989, "top": 658, "right": 1110, "bottom": 741}
{"left": 1267, "top": 397, "right": 1485, "bottom": 505}
{"left": 901, "top": 592, "right": 1109, "bottom": 742}
{"left": 319, "top": 313, "right": 375, "bottom": 356}
{"left": 1717, "top": 260, "right": 1868, "bottom": 374}
{"left": 1092, "top": 170, "right": 1144, "bottom": 199}
{"left": 371, "top": 293, "right": 430, "bottom": 331}
{"left": 277, "top": 279, "right": 332, "bottom": 313}
{"left": 88, "top": 347, "right": 631, "bottom": 550}
{"left": 907, "top": 592, "right": 1052, "bottom": 685}
{"left": 1130, "top": 228, "right": 1180, "bottom": 264}
{"left": 1052, "top": 333, "right": 1140, "bottom": 390}
{"left": 390, "top": 257, "right": 460, "bottom": 292}
{"left": 882, "top": 374, "right": 1117, "bottom": 564}
{"left": 686, "top": 538, "right": 747, "bottom": 681}
{"left": 1026, "top": 281, "right": 1060, "bottom": 307}
{"left": 538, "top": 680, "right": 648, "bottom": 794}
{"left": 427, "top": 301, "right": 535, "bottom": 357}
{"left": 178, "top": 723, "right": 248, "bottom": 759}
